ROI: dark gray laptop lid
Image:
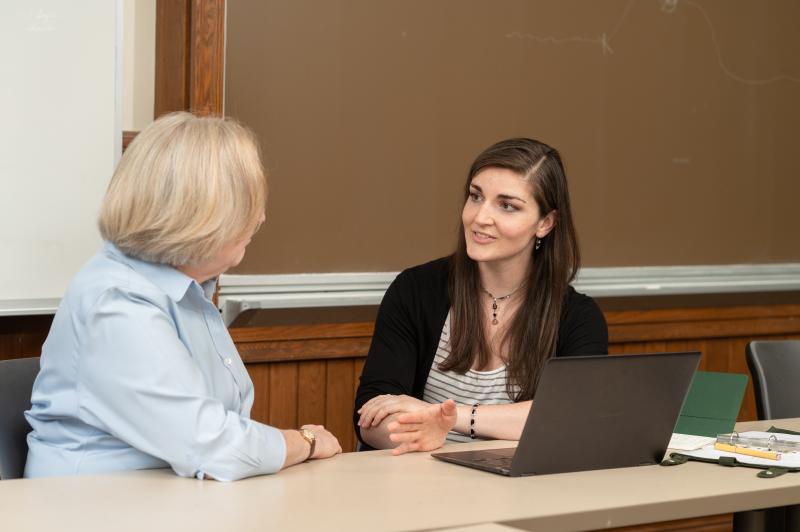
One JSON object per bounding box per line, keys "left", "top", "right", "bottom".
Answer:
{"left": 510, "top": 352, "right": 700, "bottom": 476}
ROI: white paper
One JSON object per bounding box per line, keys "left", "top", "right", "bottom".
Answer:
{"left": 668, "top": 433, "right": 716, "bottom": 451}
{"left": 679, "top": 431, "right": 800, "bottom": 468}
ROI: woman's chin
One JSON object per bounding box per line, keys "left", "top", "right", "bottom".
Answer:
{"left": 465, "top": 247, "right": 493, "bottom": 263}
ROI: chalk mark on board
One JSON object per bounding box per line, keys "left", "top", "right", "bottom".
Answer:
{"left": 506, "top": 0, "right": 800, "bottom": 86}
{"left": 686, "top": 1, "right": 800, "bottom": 86}
{"left": 505, "top": 0, "right": 635, "bottom": 56}
{"left": 505, "top": 32, "right": 616, "bottom": 55}
{"left": 660, "top": 0, "right": 679, "bottom": 14}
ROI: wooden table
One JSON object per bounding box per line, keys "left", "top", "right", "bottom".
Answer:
{"left": 3, "top": 419, "right": 800, "bottom": 532}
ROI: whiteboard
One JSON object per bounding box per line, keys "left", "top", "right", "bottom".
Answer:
{"left": 0, "top": 0, "right": 121, "bottom": 314}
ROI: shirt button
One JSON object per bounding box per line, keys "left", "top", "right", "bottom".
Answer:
{"left": 224, "top": 357, "right": 232, "bottom": 367}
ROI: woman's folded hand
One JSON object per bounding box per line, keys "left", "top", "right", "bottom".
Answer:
{"left": 386, "top": 399, "right": 457, "bottom": 455}
{"left": 357, "top": 394, "right": 429, "bottom": 428}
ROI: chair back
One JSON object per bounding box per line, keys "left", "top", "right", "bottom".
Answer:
{"left": 0, "top": 357, "right": 40, "bottom": 479}
{"left": 746, "top": 341, "right": 800, "bottom": 420}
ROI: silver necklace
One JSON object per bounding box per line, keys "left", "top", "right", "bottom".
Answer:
{"left": 481, "top": 285, "right": 522, "bottom": 325}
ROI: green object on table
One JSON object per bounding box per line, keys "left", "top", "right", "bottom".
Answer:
{"left": 674, "top": 371, "right": 747, "bottom": 437}
{"left": 768, "top": 426, "right": 800, "bottom": 436}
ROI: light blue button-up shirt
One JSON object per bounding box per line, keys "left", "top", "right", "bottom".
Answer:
{"left": 24, "top": 243, "right": 286, "bottom": 480}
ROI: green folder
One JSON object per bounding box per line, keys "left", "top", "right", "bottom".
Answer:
{"left": 674, "top": 371, "right": 748, "bottom": 437}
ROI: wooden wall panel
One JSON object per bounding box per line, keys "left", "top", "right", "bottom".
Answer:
{"left": 297, "top": 361, "right": 326, "bottom": 426}
{"left": 247, "top": 363, "right": 270, "bottom": 424}
{"left": 353, "top": 358, "right": 366, "bottom": 387}
{"left": 325, "top": 360, "right": 356, "bottom": 453}
{"left": 268, "top": 362, "right": 299, "bottom": 429}
{"left": 0, "top": 315, "right": 52, "bottom": 361}
{"left": 2, "top": 304, "right": 799, "bottom": 454}
{"left": 233, "top": 304, "right": 800, "bottom": 452}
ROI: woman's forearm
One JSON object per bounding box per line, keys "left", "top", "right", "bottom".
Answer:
{"left": 452, "top": 401, "right": 532, "bottom": 441}
{"left": 359, "top": 413, "right": 402, "bottom": 450}
{"left": 364, "top": 401, "right": 533, "bottom": 448}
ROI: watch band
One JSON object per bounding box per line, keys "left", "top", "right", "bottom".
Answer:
{"left": 297, "top": 428, "right": 316, "bottom": 460}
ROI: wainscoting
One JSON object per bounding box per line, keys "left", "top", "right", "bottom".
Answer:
{"left": 3, "top": 304, "right": 799, "bottom": 451}
{"left": 231, "top": 303, "right": 800, "bottom": 452}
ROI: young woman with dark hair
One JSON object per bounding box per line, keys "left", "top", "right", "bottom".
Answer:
{"left": 354, "top": 138, "right": 608, "bottom": 454}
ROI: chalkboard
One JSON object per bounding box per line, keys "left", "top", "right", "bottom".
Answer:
{"left": 225, "top": 0, "right": 800, "bottom": 274}
{"left": 0, "top": 0, "right": 120, "bottom": 310}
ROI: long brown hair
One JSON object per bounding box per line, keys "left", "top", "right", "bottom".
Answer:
{"left": 440, "top": 138, "right": 580, "bottom": 401}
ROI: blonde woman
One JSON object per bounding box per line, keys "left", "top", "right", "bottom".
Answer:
{"left": 25, "top": 112, "right": 341, "bottom": 480}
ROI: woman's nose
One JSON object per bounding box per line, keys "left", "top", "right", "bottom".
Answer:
{"left": 474, "top": 202, "right": 493, "bottom": 226}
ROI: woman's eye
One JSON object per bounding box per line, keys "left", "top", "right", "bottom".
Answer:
{"left": 501, "top": 202, "right": 518, "bottom": 212}
{"left": 469, "top": 192, "right": 482, "bottom": 202}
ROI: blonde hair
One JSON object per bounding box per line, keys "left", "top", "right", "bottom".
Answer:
{"left": 99, "top": 112, "right": 267, "bottom": 266}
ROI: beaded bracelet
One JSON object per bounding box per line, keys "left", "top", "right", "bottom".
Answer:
{"left": 470, "top": 403, "right": 480, "bottom": 439}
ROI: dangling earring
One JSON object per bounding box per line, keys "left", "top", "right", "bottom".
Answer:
{"left": 535, "top": 237, "right": 542, "bottom": 251}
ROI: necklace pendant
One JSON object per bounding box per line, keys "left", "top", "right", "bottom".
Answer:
{"left": 491, "top": 318, "right": 498, "bottom": 325}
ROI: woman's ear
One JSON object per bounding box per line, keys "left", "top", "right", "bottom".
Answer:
{"left": 536, "top": 210, "right": 557, "bottom": 238}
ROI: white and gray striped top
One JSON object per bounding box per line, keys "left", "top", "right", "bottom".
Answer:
{"left": 422, "top": 312, "right": 519, "bottom": 442}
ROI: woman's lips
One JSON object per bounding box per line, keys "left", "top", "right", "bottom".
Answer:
{"left": 471, "top": 230, "right": 496, "bottom": 244}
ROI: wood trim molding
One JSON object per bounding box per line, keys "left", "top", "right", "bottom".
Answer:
{"left": 154, "top": 0, "right": 225, "bottom": 118}
{"left": 237, "top": 337, "right": 373, "bottom": 364}
{"left": 189, "top": 0, "right": 225, "bottom": 116}
{"left": 607, "top": 304, "right": 800, "bottom": 324}
{"left": 231, "top": 322, "right": 374, "bottom": 343}
{"left": 230, "top": 304, "right": 800, "bottom": 364}
{"left": 607, "top": 304, "right": 800, "bottom": 342}
{"left": 122, "top": 131, "right": 138, "bottom": 151}
{"left": 154, "top": 0, "right": 190, "bottom": 117}
{"left": 232, "top": 322, "right": 374, "bottom": 364}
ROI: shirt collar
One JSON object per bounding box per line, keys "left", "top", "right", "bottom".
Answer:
{"left": 103, "top": 242, "right": 215, "bottom": 302}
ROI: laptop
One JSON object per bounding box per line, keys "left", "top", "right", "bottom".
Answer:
{"left": 431, "top": 352, "right": 700, "bottom": 476}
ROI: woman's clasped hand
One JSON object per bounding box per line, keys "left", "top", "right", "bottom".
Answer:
{"left": 358, "top": 395, "right": 458, "bottom": 455}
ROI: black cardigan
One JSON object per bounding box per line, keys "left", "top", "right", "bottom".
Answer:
{"left": 353, "top": 256, "right": 609, "bottom": 444}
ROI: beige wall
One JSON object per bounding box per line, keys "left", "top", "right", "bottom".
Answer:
{"left": 123, "top": 0, "right": 155, "bottom": 132}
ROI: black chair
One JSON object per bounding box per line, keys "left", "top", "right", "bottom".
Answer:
{"left": 0, "top": 357, "right": 40, "bottom": 480}
{"left": 747, "top": 340, "right": 800, "bottom": 420}
{"left": 737, "top": 341, "right": 800, "bottom": 532}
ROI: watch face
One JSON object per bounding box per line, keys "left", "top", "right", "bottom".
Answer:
{"left": 300, "top": 428, "right": 316, "bottom": 460}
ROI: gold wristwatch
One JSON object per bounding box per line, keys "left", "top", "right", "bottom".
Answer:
{"left": 297, "top": 428, "right": 316, "bottom": 460}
